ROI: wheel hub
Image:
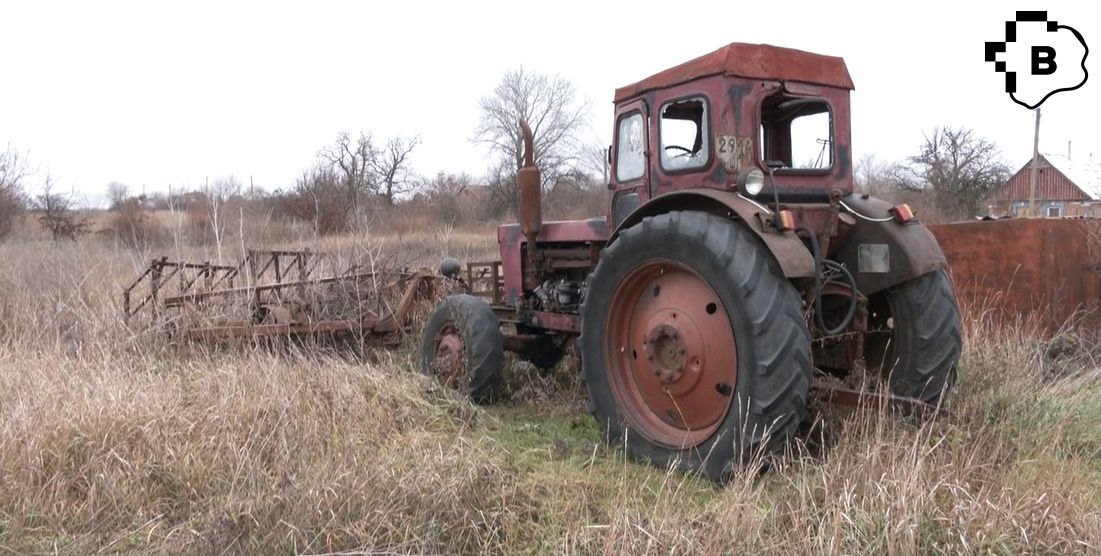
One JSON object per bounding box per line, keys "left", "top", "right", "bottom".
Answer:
{"left": 431, "top": 325, "right": 465, "bottom": 386}
{"left": 645, "top": 324, "right": 686, "bottom": 383}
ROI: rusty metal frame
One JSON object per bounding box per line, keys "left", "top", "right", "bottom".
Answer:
{"left": 123, "top": 249, "right": 447, "bottom": 345}
{"left": 465, "top": 260, "right": 503, "bottom": 304}
{"left": 813, "top": 385, "right": 948, "bottom": 418}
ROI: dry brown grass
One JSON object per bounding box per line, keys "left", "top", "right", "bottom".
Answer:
{"left": 0, "top": 231, "right": 1099, "bottom": 554}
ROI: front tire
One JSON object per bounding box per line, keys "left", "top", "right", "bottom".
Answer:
{"left": 580, "top": 211, "right": 812, "bottom": 481}
{"left": 420, "top": 294, "right": 504, "bottom": 403}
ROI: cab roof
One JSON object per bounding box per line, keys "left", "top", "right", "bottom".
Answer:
{"left": 614, "top": 42, "right": 854, "bottom": 102}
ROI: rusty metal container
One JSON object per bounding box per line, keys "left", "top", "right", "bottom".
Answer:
{"left": 930, "top": 218, "right": 1101, "bottom": 334}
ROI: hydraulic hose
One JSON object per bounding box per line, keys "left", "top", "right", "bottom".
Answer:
{"left": 796, "top": 226, "right": 858, "bottom": 336}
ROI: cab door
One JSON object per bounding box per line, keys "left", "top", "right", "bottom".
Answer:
{"left": 609, "top": 99, "right": 650, "bottom": 229}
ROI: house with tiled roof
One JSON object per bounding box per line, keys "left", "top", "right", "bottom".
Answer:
{"left": 988, "top": 152, "right": 1101, "bottom": 218}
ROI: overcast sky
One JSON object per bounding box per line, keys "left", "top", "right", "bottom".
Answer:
{"left": 1, "top": 1, "right": 1098, "bottom": 204}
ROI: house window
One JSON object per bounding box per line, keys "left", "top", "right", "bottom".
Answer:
{"left": 1046, "top": 204, "right": 1064, "bottom": 218}
{"left": 659, "top": 97, "right": 710, "bottom": 171}
{"left": 616, "top": 112, "right": 645, "bottom": 181}
{"left": 760, "top": 94, "right": 833, "bottom": 170}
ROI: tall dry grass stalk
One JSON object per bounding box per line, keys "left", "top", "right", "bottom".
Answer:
{"left": 0, "top": 234, "right": 1098, "bottom": 553}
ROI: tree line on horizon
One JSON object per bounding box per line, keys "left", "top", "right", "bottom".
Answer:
{"left": 1, "top": 68, "right": 1010, "bottom": 247}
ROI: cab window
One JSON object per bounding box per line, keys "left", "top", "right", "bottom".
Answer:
{"left": 760, "top": 95, "right": 833, "bottom": 170}
{"left": 659, "top": 97, "right": 709, "bottom": 171}
{"left": 616, "top": 112, "right": 645, "bottom": 181}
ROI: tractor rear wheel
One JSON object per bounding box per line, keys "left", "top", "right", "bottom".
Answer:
{"left": 865, "top": 270, "right": 961, "bottom": 404}
{"left": 420, "top": 294, "right": 503, "bottom": 403}
{"left": 580, "top": 211, "right": 812, "bottom": 481}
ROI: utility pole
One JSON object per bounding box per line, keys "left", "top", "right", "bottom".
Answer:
{"left": 1028, "top": 108, "right": 1041, "bottom": 217}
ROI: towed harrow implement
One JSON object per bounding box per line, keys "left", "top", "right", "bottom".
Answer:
{"left": 123, "top": 249, "right": 458, "bottom": 345}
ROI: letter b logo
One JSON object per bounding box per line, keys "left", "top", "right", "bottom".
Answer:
{"left": 1031, "top": 46, "right": 1057, "bottom": 75}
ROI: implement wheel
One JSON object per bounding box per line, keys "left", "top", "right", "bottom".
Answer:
{"left": 866, "top": 270, "right": 961, "bottom": 404}
{"left": 580, "top": 211, "right": 812, "bottom": 481}
{"left": 420, "top": 294, "right": 503, "bottom": 403}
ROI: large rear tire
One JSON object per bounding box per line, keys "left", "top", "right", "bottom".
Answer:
{"left": 580, "top": 211, "right": 812, "bottom": 481}
{"left": 420, "top": 294, "right": 503, "bottom": 403}
{"left": 866, "top": 270, "right": 961, "bottom": 404}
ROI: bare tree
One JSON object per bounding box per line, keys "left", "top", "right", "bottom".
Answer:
{"left": 901, "top": 127, "right": 1010, "bottom": 221}
{"left": 543, "top": 166, "right": 606, "bottom": 220}
{"left": 578, "top": 141, "right": 610, "bottom": 186}
{"left": 0, "top": 146, "right": 29, "bottom": 241}
{"left": 35, "top": 176, "right": 87, "bottom": 242}
{"left": 475, "top": 67, "right": 591, "bottom": 193}
{"left": 854, "top": 155, "right": 909, "bottom": 198}
{"left": 318, "top": 131, "right": 376, "bottom": 212}
{"left": 485, "top": 158, "right": 519, "bottom": 220}
{"left": 368, "top": 135, "right": 421, "bottom": 205}
{"left": 425, "top": 171, "right": 474, "bottom": 200}
{"left": 105, "top": 181, "right": 129, "bottom": 209}
{"left": 284, "top": 166, "right": 350, "bottom": 236}
{"left": 187, "top": 176, "right": 242, "bottom": 258}
{"left": 424, "top": 171, "right": 476, "bottom": 224}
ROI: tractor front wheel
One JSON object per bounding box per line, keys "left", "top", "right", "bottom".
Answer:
{"left": 580, "top": 211, "right": 812, "bottom": 481}
{"left": 420, "top": 294, "right": 504, "bottom": 403}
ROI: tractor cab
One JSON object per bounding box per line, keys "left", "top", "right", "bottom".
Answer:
{"left": 609, "top": 42, "right": 855, "bottom": 228}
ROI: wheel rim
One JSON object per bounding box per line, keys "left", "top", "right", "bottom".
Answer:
{"left": 605, "top": 259, "right": 738, "bottom": 448}
{"left": 430, "top": 323, "right": 466, "bottom": 387}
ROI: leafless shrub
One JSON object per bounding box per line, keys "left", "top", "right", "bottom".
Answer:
{"left": 421, "top": 171, "right": 478, "bottom": 225}
{"left": 106, "top": 197, "right": 160, "bottom": 248}
{"left": 34, "top": 176, "right": 88, "bottom": 242}
{"left": 186, "top": 176, "right": 242, "bottom": 252}
{"left": 0, "top": 146, "right": 29, "bottom": 242}
{"left": 544, "top": 168, "right": 606, "bottom": 220}
{"left": 273, "top": 166, "right": 352, "bottom": 236}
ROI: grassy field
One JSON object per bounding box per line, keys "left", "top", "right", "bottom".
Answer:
{"left": 0, "top": 228, "right": 1099, "bottom": 554}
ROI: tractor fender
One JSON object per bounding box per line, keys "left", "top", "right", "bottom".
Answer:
{"left": 831, "top": 194, "right": 947, "bottom": 295}
{"left": 610, "top": 189, "right": 816, "bottom": 278}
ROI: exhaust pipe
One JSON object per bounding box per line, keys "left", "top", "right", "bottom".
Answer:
{"left": 518, "top": 119, "right": 542, "bottom": 246}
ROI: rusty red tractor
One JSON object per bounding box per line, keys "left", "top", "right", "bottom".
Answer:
{"left": 422, "top": 42, "right": 962, "bottom": 481}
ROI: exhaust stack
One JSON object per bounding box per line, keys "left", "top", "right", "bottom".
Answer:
{"left": 518, "top": 119, "right": 542, "bottom": 246}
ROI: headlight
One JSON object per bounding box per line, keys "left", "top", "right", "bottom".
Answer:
{"left": 741, "top": 168, "right": 765, "bottom": 196}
